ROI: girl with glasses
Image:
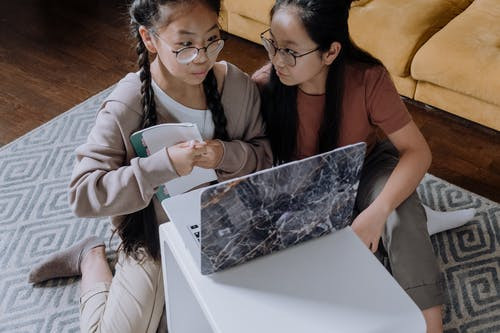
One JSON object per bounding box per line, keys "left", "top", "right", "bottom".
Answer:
{"left": 28, "top": 0, "right": 271, "bottom": 332}
{"left": 253, "top": 1, "right": 447, "bottom": 332}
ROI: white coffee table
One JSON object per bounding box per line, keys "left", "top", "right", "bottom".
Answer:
{"left": 160, "top": 223, "right": 426, "bottom": 333}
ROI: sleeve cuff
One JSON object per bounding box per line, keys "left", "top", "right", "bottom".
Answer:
{"left": 215, "top": 140, "right": 246, "bottom": 173}
{"left": 137, "top": 147, "right": 178, "bottom": 188}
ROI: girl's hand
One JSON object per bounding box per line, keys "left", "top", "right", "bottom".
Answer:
{"left": 193, "top": 139, "right": 224, "bottom": 169}
{"left": 167, "top": 140, "right": 207, "bottom": 176}
{"left": 351, "top": 203, "right": 390, "bottom": 253}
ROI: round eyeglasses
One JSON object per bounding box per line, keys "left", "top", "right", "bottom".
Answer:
{"left": 150, "top": 30, "right": 225, "bottom": 64}
{"left": 260, "top": 29, "right": 320, "bottom": 67}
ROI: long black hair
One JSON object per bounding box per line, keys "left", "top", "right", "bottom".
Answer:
{"left": 117, "top": 0, "right": 228, "bottom": 261}
{"left": 263, "top": 0, "right": 381, "bottom": 165}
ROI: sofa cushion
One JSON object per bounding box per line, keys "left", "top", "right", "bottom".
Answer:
{"left": 223, "top": 0, "right": 274, "bottom": 26}
{"left": 349, "top": 0, "right": 474, "bottom": 77}
{"left": 412, "top": 0, "right": 500, "bottom": 107}
{"left": 227, "top": 12, "right": 269, "bottom": 44}
{"left": 415, "top": 81, "right": 500, "bottom": 131}
{"left": 219, "top": 8, "right": 228, "bottom": 31}
{"left": 390, "top": 75, "right": 417, "bottom": 99}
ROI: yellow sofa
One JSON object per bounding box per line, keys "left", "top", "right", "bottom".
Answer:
{"left": 221, "top": 0, "right": 500, "bottom": 131}
{"left": 220, "top": 0, "right": 274, "bottom": 44}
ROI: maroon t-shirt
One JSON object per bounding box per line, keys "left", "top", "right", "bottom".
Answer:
{"left": 252, "top": 62, "right": 411, "bottom": 159}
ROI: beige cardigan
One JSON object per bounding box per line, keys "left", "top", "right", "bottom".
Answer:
{"left": 69, "top": 62, "right": 272, "bottom": 226}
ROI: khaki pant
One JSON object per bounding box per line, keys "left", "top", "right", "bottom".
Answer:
{"left": 355, "top": 140, "right": 445, "bottom": 310}
{"left": 79, "top": 250, "right": 165, "bottom": 333}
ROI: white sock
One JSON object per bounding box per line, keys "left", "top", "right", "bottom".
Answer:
{"left": 424, "top": 204, "right": 476, "bottom": 235}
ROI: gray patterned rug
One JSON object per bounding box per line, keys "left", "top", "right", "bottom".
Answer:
{"left": 0, "top": 86, "right": 499, "bottom": 333}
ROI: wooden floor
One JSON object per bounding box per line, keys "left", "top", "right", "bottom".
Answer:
{"left": 1, "top": 0, "right": 499, "bottom": 202}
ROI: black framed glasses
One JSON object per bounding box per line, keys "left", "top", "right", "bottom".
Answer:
{"left": 260, "top": 29, "right": 320, "bottom": 67}
{"left": 150, "top": 30, "right": 226, "bottom": 64}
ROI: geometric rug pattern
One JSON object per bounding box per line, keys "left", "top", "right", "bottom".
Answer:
{"left": 0, "top": 86, "right": 498, "bottom": 332}
{"left": 419, "top": 175, "right": 500, "bottom": 332}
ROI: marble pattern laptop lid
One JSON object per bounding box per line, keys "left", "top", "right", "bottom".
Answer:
{"left": 199, "top": 142, "right": 366, "bottom": 275}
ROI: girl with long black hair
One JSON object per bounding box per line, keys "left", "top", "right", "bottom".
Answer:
{"left": 253, "top": 1, "right": 445, "bottom": 331}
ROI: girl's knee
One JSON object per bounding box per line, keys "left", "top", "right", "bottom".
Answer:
{"left": 382, "top": 194, "right": 428, "bottom": 249}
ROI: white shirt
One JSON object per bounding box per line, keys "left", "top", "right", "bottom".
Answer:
{"left": 151, "top": 78, "right": 215, "bottom": 140}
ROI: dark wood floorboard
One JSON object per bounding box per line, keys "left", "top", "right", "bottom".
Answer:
{"left": 1, "top": 0, "right": 498, "bottom": 202}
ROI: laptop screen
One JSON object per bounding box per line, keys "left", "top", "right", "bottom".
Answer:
{"left": 198, "top": 142, "right": 366, "bottom": 275}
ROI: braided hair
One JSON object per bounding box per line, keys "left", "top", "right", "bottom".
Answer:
{"left": 116, "top": 0, "right": 227, "bottom": 261}
{"left": 203, "top": 69, "right": 229, "bottom": 140}
{"left": 136, "top": 31, "right": 157, "bottom": 129}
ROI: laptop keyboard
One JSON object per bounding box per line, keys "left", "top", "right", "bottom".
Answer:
{"left": 189, "top": 224, "right": 200, "bottom": 243}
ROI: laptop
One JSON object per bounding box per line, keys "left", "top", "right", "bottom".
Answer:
{"left": 162, "top": 142, "right": 366, "bottom": 275}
